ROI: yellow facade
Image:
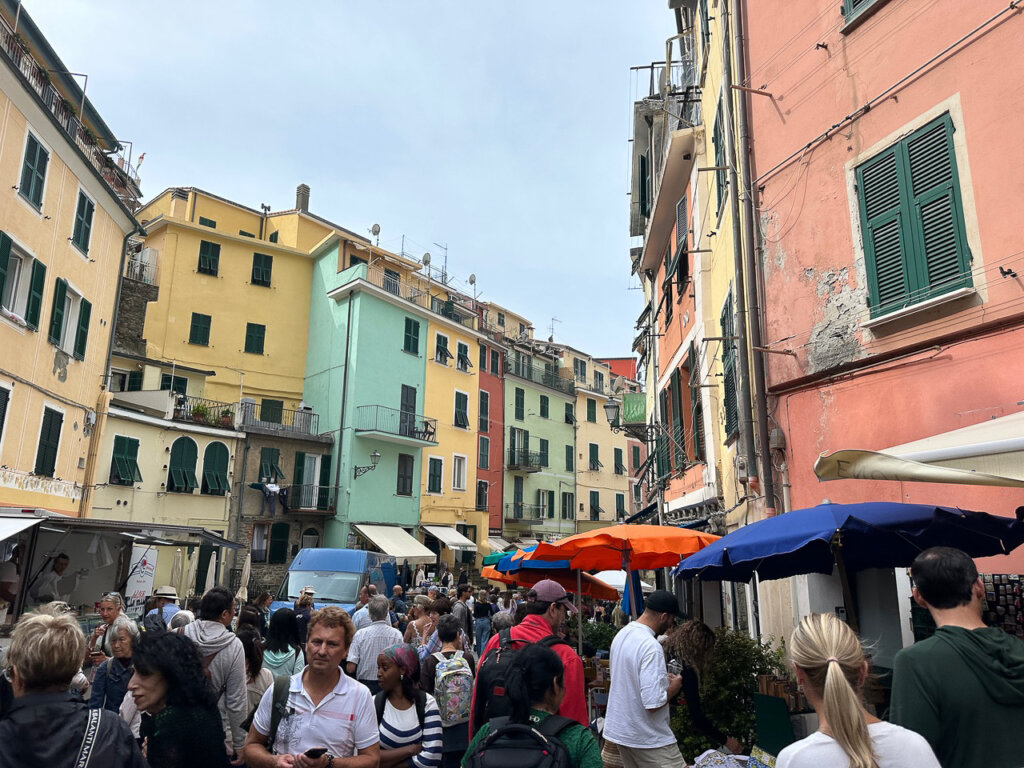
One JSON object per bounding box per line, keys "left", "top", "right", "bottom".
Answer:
{"left": 0, "top": 38, "right": 137, "bottom": 515}
{"left": 419, "top": 314, "right": 487, "bottom": 566}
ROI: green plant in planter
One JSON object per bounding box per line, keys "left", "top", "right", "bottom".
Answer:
{"left": 669, "top": 627, "right": 785, "bottom": 759}
{"left": 191, "top": 403, "right": 210, "bottom": 423}
{"left": 582, "top": 620, "right": 619, "bottom": 653}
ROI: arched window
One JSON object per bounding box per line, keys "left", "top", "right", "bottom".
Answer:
{"left": 301, "top": 528, "right": 320, "bottom": 549}
{"left": 269, "top": 522, "right": 290, "bottom": 564}
{"left": 167, "top": 437, "right": 198, "bottom": 493}
{"left": 202, "top": 442, "right": 230, "bottom": 496}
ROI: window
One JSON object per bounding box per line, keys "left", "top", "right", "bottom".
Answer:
{"left": 490, "top": 349, "right": 500, "bottom": 375}
{"left": 245, "top": 322, "right": 266, "bottom": 354}
{"left": 0, "top": 386, "right": 9, "bottom": 444}
{"left": 126, "top": 371, "right": 143, "bottom": 391}
{"left": 478, "top": 436, "right": 490, "bottom": 469}
{"left": 565, "top": 444, "right": 573, "bottom": 472}
{"left": 454, "top": 391, "right": 469, "bottom": 428}
{"left": 456, "top": 342, "right": 472, "bottom": 372}
{"left": 688, "top": 340, "right": 706, "bottom": 463}
{"left": 594, "top": 372, "right": 605, "bottom": 392}
{"left": 160, "top": 374, "right": 187, "bottom": 395}
{"left": 403, "top": 318, "right": 420, "bottom": 354}
{"left": 427, "top": 457, "right": 443, "bottom": 493}
{"left": 19, "top": 133, "right": 48, "bottom": 209}
{"left": 713, "top": 96, "right": 727, "bottom": 215}
{"left": 476, "top": 480, "right": 488, "bottom": 511}
{"left": 109, "top": 435, "right": 142, "bottom": 486}
{"left": 452, "top": 455, "right": 466, "bottom": 491}
{"left": 167, "top": 436, "right": 199, "bottom": 493}
{"left": 539, "top": 395, "right": 549, "bottom": 418}
{"left": 260, "top": 399, "right": 283, "bottom": 424}
{"left": 301, "top": 528, "right": 320, "bottom": 549}
{"left": 497, "top": 312, "right": 505, "bottom": 326}
{"left": 698, "top": 0, "right": 711, "bottom": 56}
{"left": 564, "top": 403, "right": 575, "bottom": 424}
{"left": 251, "top": 253, "right": 273, "bottom": 287}
{"left": 573, "top": 358, "right": 587, "bottom": 382}
{"left": 561, "top": 492, "right": 575, "bottom": 520}
{"left": 269, "top": 522, "right": 290, "bottom": 564}
{"left": 252, "top": 523, "right": 269, "bottom": 563}
{"left": 202, "top": 442, "right": 230, "bottom": 495}
{"left": 268, "top": 231, "right": 279, "bottom": 243}
{"left": 589, "top": 490, "right": 602, "bottom": 521}
{"left": 479, "top": 344, "right": 487, "bottom": 370}
{"left": 259, "top": 447, "right": 286, "bottom": 481}
{"left": 514, "top": 388, "right": 524, "bottom": 421}
{"left": 239, "top": 230, "right": 255, "bottom": 238}
{"left": 633, "top": 483, "right": 642, "bottom": 504}
{"left": 673, "top": 195, "right": 690, "bottom": 290}
{"left": 198, "top": 216, "right": 217, "bottom": 228}
{"left": 350, "top": 255, "right": 366, "bottom": 268}
{"left": 189, "top": 312, "right": 211, "bottom": 345}
{"left": 434, "top": 333, "right": 452, "bottom": 365}
{"left": 519, "top": 323, "right": 525, "bottom": 335}
{"left": 71, "top": 191, "right": 95, "bottom": 254}
{"left": 383, "top": 269, "right": 400, "bottom": 294}
{"left": 856, "top": 113, "right": 971, "bottom": 317}
{"left": 663, "top": 241, "right": 674, "bottom": 324}
{"left": 33, "top": 407, "right": 62, "bottom": 477}
{"left": 614, "top": 447, "right": 625, "bottom": 475}
{"left": 396, "top": 454, "right": 414, "bottom": 496}
{"left": 538, "top": 438, "right": 549, "bottom": 467}
{"left": 198, "top": 241, "right": 220, "bottom": 275}
{"left": 0, "top": 233, "right": 45, "bottom": 329}
{"left": 632, "top": 445, "right": 641, "bottom": 469}
{"left": 589, "top": 443, "right": 601, "bottom": 471}
{"left": 842, "top": 0, "right": 887, "bottom": 22}
{"left": 586, "top": 398, "right": 597, "bottom": 423}
{"left": 479, "top": 391, "right": 489, "bottom": 432}
{"left": 721, "top": 293, "right": 738, "bottom": 438}
{"left": 616, "top": 493, "right": 626, "bottom": 517}
{"left": 639, "top": 150, "right": 651, "bottom": 218}
{"left": 47, "top": 278, "right": 91, "bottom": 359}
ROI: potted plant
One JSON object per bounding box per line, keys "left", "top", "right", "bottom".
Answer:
{"left": 191, "top": 403, "right": 210, "bottom": 424}
{"left": 219, "top": 409, "right": 234, "bottom": 427}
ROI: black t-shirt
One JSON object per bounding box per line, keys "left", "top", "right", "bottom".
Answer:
{"left": 473, "top": 602, "right": 492, "bottom": 619}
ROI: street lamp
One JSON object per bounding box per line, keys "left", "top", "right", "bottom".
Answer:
{"left": 353, "top": 449, "right": 381, "bottom": 478}
{"left": 603, "top": 398, "right": 621, "bottom": 429}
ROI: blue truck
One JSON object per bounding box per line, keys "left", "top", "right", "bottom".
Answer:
{"left": 270, "top": 548, "right": 397, "bottom": 614}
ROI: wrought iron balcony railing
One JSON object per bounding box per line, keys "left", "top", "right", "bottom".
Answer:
{"left": 354, "top": 404, "right": 438, "bottom": 443}
{"left": 172, "top": 395, "right": 236, "bottom": 429}
{"left": 507, "top": 449, "right": 543, "bottom": 472}
{"left": 239, "top": 400, "right": 320, "bottom": 435}
{"left": 504, "top": 360, "right": 574, "bottom": 395}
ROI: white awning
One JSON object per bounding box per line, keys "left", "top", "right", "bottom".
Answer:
{"left": 353, "top": 524, "right": 436, "bottom": 565}
{"left": 0, "top": 516, "right": 43, "bottom": 542}
{"left": 421, "top": 525, "right": 477, "bottom": 552}
{"left": 814, "top": 410, "right": 1024, "bottom": 488}
{"left": 486, "top": 537, "right": 511, "bottom": 552}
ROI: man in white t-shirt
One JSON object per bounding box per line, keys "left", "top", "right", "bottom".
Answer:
{"left": 603, "top": 590, "right": 685, "bottom": 768}
{"left": 244, "top": 606, "right": 380, "bottom": 768}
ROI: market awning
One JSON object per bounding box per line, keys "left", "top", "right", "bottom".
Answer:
{"left": 486, "top": 536, "right": 511, "bottom": 552}
{"left": 353, "top": 524, "right": 436, "bottom": 564}
{"left": 814, "top": 410, "right": 1024, "bottom": 488}
{"left": 0, "top": 516, "right": 43, "bottom": 542}
{"left": 421, "top": 525, "right": 477, "bottom": 552}
{"left": 0, "top": 510, "right": 241, "bottom": 548}
{"left": 625, "top": 501, "right": 659, "bottom": 524}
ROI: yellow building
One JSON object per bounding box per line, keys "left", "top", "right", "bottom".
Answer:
{"left": 419, "top": 306, "right": 487, "bottom": 568}
{"left": 0, "top": 4, "right": 140, "bottom": 515}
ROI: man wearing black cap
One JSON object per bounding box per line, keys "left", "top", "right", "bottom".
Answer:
{"left": 604, "top": 589, "right": 685, "bottom": 768}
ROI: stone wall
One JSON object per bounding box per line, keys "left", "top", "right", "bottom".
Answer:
{"left": 113, "top": 278, "right": 158, "bottom": 357}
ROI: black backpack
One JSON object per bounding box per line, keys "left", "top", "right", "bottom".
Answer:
{"left": 464, "top": 715, "right": 574, "bottom": 768}
{"left": 472, "top": 628, "right": 569, "bottom": 732}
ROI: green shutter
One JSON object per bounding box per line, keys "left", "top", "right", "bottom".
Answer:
{"left": 614, "top": 447, "right": 624, "bottom": 474}
{"left": 514, "top": 388, "right": 524, "bottom": 420}
{"left": 73, "top": 298, "right": 91, "bottom": 359}
{"left": 245, "top": 323, "right": 265, "bottom": 354}
{"left": 632, "top": 445, "right": 641, "bottom": 468}
{"left": 720, "top": 295, "right": 738, "bottom": 437}
{"left": 252, "top": 253, "right": 273, "bottom": 286}
{"left": 198, "top": 241, "right": 220, "bottom": 275}
{"left": 586, "top": 399, "right": 596, "bottom": 422}
{"left": 34, "top": 408, "right": 62, "bottom": 477}
{"left": 0, "top": 232, "right": 12, "bottom": 302}
{"left": 639, "top": 151, "right": 650, "bottom": 217}
{"left": 269, "top": 522, "right": 290, "bottom": 564}
{"left": 539, "top": 438, "right": 549, "bottom": 467}
{"left": 689, "top": 340, "right": 706, "bottom": 462}
{"left": 713, "top": 101, "right": 726, "bottom": 213}
{"left": 168, "top": 438, "right": 198, "bottom": 492}
{"left": 404, "top": 318, "right": 419, "bottom": 354}
{"left": 454, "top": 392, "right": 469, "bottom": 428}
{"left": 428, "top": 458, "right": 442, "bottom": 493}
{"left": 47, "top": 277, "right": 67, "bottom": 345}
{"left": 20, "top": 134, "right": 48, "bottom": 208}
{"left": 858, "top": 148, "right": 909, "bottom": 313}
{"left": 260, "top": 399, "right": 283, "bottom": 423}
{"left": 111, "top": 435, "right": 143, "bottom": 486}
{"left": 565, "top": 444, "right": 573, "bottom": 472}
{"left": 268, "top": 231, "right": 279, "bottom": 243}
{"left": 589, "top": 443, "right": 599, "bottom": 470}
{"left": 189, "top": 313, "right": 211, "bottom": 345}
{"left": 72, "top": 192, "right": 94, "bottom": 253}
{"left": 25, "top": 259, "right": 46, "bottom": 330}
{"left": 293, "top": 452, "right": 306, "bottom": 486}
{"left": 202, "top": 442, "right": 229, "bottom": 495}
{"left": 539, "top": 395, "right": 549, "bottom": 418}
{"left": 198, "top": 216, "right": 217, "bottom": 228}
{"left": 670, "top": 369, "right": 686, "bottom": 466}
{"left": 478, "top": 436, "right": 489, "bottom": 469}
{"left": 126, "top": 371, "right": 143, "bottom": 391}
{"left": 317, "top": 454, "right": 332, "bottom": 509}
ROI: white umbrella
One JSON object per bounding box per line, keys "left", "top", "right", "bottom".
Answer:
{"left": 592, "top": 570, "right": 655, "bottom": 594}
{"left": 236, "top": 554, "right": 251, "bottom": 603}
{"left": 204, "top": 551, "right": 218, "bottom": 593}
{"left": 170, "top": 548, "right": 184, "bottom": 600}
{"left": 184, "top": 549, "right": 199, "bottom": 600}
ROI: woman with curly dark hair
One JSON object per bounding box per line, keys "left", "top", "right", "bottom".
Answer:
{"left": 128, "top": 631, "right": 231, "bottom": 768}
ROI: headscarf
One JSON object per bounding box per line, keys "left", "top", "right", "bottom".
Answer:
{"left": 380, "top": 643, "right": 420, "bottom": 681}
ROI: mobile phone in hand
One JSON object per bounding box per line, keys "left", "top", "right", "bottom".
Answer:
{"left": 304, "top": 747, "right": 328, "bottom": 759}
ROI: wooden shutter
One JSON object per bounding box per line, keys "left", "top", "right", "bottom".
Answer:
{"left": 26, "top": 259, "right": 46, "bottom": 330}
{"left": 565, "top": 444, "right": 573, "bottom": 472}
{"left": 73, "top": 192, "right": 94, "bottom": 253}
{"left": 514, "top": 388, "right": 524, "bottom": 420}
{"left": 478, "top": 391, "right": 489, "bottom": 432}
{"left": 73, "top": 299, "right": 91, "bottom": 360}
{"left": 0, "top": 387, "right": 8, "bottom": 440}
{"left": 317, "top": 454, "right": 332, "bottom": 509}
{"left": 21, "top": 135, "right": 48, "bottom": 207}
{"left": 671, "top": 369, "right": 686, "bottom": 466}
{"left": 293, "top": 452, "right": 306, "bottom": 487}
{"left": 589, "top": 443, "right": 599, "bottom": 469}
{"left": 688, "top": 340, "right": 706, "bottom": 462}
{"left": 404, "top": 318, "right": 419, "bottom": 353}
{"left": 858, "top": 148, "right": 909, "bottom": 313}
{"left": 34, "top": 408, "right": 63, "bottom": 477}
{"left": 169, "top": 437, "right": 198, "bottom": 492}
{"left": 0, "top": 232, "right": 10, "bottom": 301}
{"left": 721, "top": 295, "right": 738, "bottom": 437}
{"left": 202, "top": 442, "right": 229, "bottom": 495}
{"left": 539, "top": 438, "right": 548, "bottom": 467}
{"left": 47, "top": 277, "right": 67, "bottom": 345}
{"left": 269, "top": 523, "right": 290, "bottom": 564}
{"left": 540, "top": 395, "right": 548, "bottom": 418}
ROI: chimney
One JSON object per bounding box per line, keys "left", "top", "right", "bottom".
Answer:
{"left": 169, "top": 188, "right": 188, "bottom": 219}
{"left": 296, "top": 184, "right": 310, "bottom": 212}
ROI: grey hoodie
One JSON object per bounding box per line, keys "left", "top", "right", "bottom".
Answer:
{"left": 182, "top": 619, "right": 247, "bottom": 752}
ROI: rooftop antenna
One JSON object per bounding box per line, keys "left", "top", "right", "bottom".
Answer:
{"left": 548, "top": 317, "right": 561, "bottom": 343}
{"left": 433, "top": 241, "right": 448, "bottom": 284}
{"left": 369, "top": 223, "right": 380, "bottom": 246}
{"left": 468, "top": 273, "right": 478, "bottom": 302}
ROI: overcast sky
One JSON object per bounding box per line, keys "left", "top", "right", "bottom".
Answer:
{"left": 28, "top": 1, "right": 668, "bottom": 357}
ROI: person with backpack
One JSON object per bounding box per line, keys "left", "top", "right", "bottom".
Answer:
{"left": 145, "top": 585, "right": 182, "bottom": 630}
{"left": 462, "top": 643, "right": 601, "bottom": 768}
{"left": 422, "top": 615, "right": 476, "bottom": 768}
{"left": 180, "top": 586, "right": 248, "bottom": 764}
{"left": 469, "top": 579, "right": 586, "bottom": 736}
{"left": 375, "top": 643, "right": 443, "bottom": 768}
{"left": 262, "top": 607, "right": 306, "bottom": 678}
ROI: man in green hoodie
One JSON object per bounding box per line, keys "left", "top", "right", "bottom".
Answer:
{"left": 891, "top": 546, "right": 1024, "bottom": 768}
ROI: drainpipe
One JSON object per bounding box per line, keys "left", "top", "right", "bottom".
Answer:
{"left": 231, "top": 439, "right": 250, "bottom": 572}
{"left": 331, "top": 290, "right": 356, "bottom": 543}
{"left": 721, "top": 5, "right": 757, "bottom": 493}
{"left": 733, "top": 0, "right": 776, "bottom": 516}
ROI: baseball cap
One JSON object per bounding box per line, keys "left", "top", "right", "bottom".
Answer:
{"left": 532, "top": 579, "right": 578, "bottom": 613}
{"left": 645, "top": 589, "right": 684, "bottom": 618}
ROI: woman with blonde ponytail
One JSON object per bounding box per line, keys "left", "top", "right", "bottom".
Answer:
{"left": 777, "top": 613, "right": 939, "bottom": 768}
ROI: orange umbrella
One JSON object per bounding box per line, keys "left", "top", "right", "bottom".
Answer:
{"left": 526, "top": 524, "right": 720, "bottom": 572}
{"left": 480, "top": 565, "right": 618, "bottom": 601}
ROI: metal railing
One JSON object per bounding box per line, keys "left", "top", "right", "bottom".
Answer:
{"left": 503, "top": 503, "right": 547, "bottom": 523}
{"left": 507, "top": 449, "right": 543, "bottom": 471}
{"left": 0, "top": 15, "right": 141, "bottom": 209}
{"left": 354, "top": 404, "right": 438, "bottom": 443}
{"left": 504, "top": 359, "right": 574, "bottom": 395}
{"left": 172, "top": 395, "right": 236, "bottom": 428}
{"left": 289, "top": 484, "right": 335, "bottom": 512}
{"left": 239, "top": 400, "right": 320, "bottom": 435}
{"left": 125, "top": 257, "right": 158, "bottom": 286}
{"left": 357, "top": 264, "right": 478, "bottom": 330}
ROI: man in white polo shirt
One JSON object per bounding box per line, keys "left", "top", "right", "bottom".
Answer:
{"left": 244, "top": 606, "right": 380, "bottom": 768}
{"left": 603, "top": 590, "right": 685, "bottom": 768}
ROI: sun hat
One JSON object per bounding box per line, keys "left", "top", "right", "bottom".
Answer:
{"left": 152, "top": 585, "right": 179, "bottom": 600}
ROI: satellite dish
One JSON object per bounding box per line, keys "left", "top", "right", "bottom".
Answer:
{"left": 469, "top": 274, "right": 476, "bottom": 285}
{"left": 422, "top": 252, "right": 431, "bottom": 266}
{"left": 370, "top": 223, "right": 381, "bottom": 237}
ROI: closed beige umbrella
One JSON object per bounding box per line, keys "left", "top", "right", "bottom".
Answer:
{"left": 171, "top": 548, "right": 185, "bottom": 600}
{"left": 204, "top": 550, "right": 218, "bottom": 594}
{"left": 184, "top": 548, "right": 199, "bottom": 600}
{"left": 236, "top": 554, "right": 251, "bottom": 602}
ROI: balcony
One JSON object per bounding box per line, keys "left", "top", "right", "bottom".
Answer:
{"left": 172, "top": 395, "right": 237, "bottom": 429}
{"left": 507, "top": 449, "right": 543, "bottom": 473}
{"left": 124, "top": 253, "right": 159, "bottom": 286}
{"left": 287, "top": 484, "right": 335, "bottom": 514}
{"left": 354, "top": 405, "right": 438, "bottom": 446}
{"left": 504, "top": 359, "right": 574, "bottom": 395}
{"left": 358, "top": 264, "right": 478, "bottom": 330}
{"left": 239, "top": 400, "right": 326, "bottom": 440}
{"left": 504, "top": 503, "right": 546, "bottom": 524}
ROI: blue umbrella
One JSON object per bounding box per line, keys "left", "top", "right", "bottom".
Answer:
{"left": 674, "top": 501, "right": 1024, "bottom": 583}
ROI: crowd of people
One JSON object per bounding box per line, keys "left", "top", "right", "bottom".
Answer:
{"left": 0, "top": 546, "right": 1022, "bottom": 767}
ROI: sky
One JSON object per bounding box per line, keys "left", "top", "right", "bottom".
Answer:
{"left": 27, "top": 1, "right": 669, "bottom": 357}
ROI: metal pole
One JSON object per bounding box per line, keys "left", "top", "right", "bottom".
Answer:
{"left": 577, "top": 569, "right": 583, "bottom": 656}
